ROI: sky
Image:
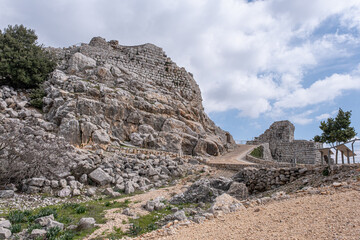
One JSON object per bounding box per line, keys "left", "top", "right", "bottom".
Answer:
{"left": 1, "top": 0, "right": 360, "bottom": 142}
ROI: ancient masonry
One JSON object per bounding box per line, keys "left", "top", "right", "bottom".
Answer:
{"left": 247, "top": 121, "right": 322, "bottom": 164}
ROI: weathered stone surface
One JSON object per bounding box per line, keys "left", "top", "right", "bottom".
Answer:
{"left": 92, "top": 129, "right": 110, "bottom": 145}
{"left": 89, "top": 168, "right": 112, "bottom": 186}
{"left": 144, "top": 197, "right": 165, "bottom": 212}
{"left": 35, "top": 214, "right": 54, "bottom": 227}
{"left": 58, "top": 187, "right": 72, "bottom": 197}
{"left": 0, "top": 227, "right": 11, "bottom": 239}
{"left": 77, "top": 217, "right": 96, "bottom": 230}
{"left": 0, "top": 220, "right": 11, "bottom": 229}
{"left": 68, "top": 52, "right": 96, "bottom": 72}
{"left": 103, "top": 187, "right": 121, "bottom": 197}
{"left": 172, "top": 210, "right": 187, "bottom": 221}
{"left": 0, "top": 190, "right": 14, "bottom": 198}
{"left": 171, "top": 178, "right": 231, "bottom": 204}
{"left": 210, "top": 193, "right": 246, "bottom": 214}
{"left": 44, "top": 37, "right": 235, "bottom": 156}
{"left": 30, "top": 229, "right": 47, "bottom": 239}
{"left": 227, "top": 182, "right": 248, "bottom": 200}
{"left": 46, "top": 220, "right": 64, "bottom": 230}
{"left": 247, "top": 121, "right": 322, "bottom": 164}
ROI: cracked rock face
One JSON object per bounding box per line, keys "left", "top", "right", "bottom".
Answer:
{"left": 44, "top": 37, "right": 235, "bottom": 156}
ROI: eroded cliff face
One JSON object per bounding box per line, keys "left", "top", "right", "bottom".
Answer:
{"left": 44, "top": 37, "right": 235, "bottom": 156}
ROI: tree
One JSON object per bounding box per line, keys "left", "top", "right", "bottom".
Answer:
{"left": 314, "top": 108, "right": 356, "bottom": 147}
{"left": 0, "top": 24, "right": 56, "bottom": 89}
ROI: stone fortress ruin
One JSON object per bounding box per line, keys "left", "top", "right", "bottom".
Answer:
{"left": 247, "top": 120, "right": 322, "bottom": 164}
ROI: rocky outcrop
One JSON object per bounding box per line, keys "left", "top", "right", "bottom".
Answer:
{"left": 170, "top": 177, "right": 248, "bottom": 204}
{"left": 44, "top": 37, "right": 235, "bottom": 156}
{"left": 0, "top": 37, "right": 235, "bottom": 194}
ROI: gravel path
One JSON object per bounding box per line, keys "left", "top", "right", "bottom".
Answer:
{"left": 209, "top": 144, "right": 257, "bottom": 165}
{"left": 154, "top": 188, "right": 360, "bottom": 240}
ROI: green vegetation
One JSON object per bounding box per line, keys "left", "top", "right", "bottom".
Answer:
{"left": 10, "top": 223, "right": 22, "bottom": 233}
{"left": 0, "top": 24, "right": 56, "bottom": 89}
{"left": 314, "top": 108, "right": 356, "bottom": 146}
{"left": 3, "top": 197, "right": 132, "bottom": 240}
{"left": 322, "top": 167, "right": 330, "bottom": 176}
{"left": 29, "top": 86, "right": 46, "bottom": 109}
{"left": 250, "top": 146, "right": 263, "bottom": 159}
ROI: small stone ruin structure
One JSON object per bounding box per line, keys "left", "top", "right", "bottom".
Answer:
{"left": 247, "top": 121, "right": 322, "bottom": 164}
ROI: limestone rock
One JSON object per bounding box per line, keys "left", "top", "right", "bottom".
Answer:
{"left": 172, "top": 210, "right": 187, "bottom": 221}
{"left": 58, "top": 187, "right": 72, "bottom": 197}
{"left": 92, "top": 129, "right": 110, "bottom": 145}
{"left": 171, "top": 178, "right": 231, "bottom": 204}
{"left": 30, "top": 229, "right": 47, "bottom": 239}
{"left": 35, "top": 214, "right": 54, "bottom": 227}
{"left": 43, "top": 37, "right": 235, "bottom": 156}
{"left": 210, "top": 193, "right": 246, "bottom": 214}
{"left": 68, "top": 52, "right": 96, "bottom": 72}
{"left": 0, "top": 220, "right": 11, "bottom": 229}
{"left": 0, "top": 190, "right": 14, "bottom": 198}
{"left": 89, "top": 168, "right": 112, "bottom": 186}
{"left": 227, "top": 182, "right": 248, "bottom": 200}
{"left": 0, "top": 227, "right": 11, "bottom": 239}
{"left": 77, "top": 217, "right": 96, "bottom": 230}
{"left": 46, "top": 220, "right": 64, "bottom": 230}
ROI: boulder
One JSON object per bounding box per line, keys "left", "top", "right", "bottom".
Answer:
{"left": 172, "top": 210, "right": 187, "bottom": 221}
{"left": 0, "top": 190, "right": 14, "bottom": 198}
{"left": 58, "top": 187, "right": 72, "bottom": 197}
{"left": 35, "top": 214, "right": 54, "bottom": 227}
{"left": 46, "top": 220, "right": 64, "bottom": 230}
{"left": 210, "top": 193, "right": 246, "bottom": 214}
{"left": 103, "top": 188, "right": 121, "bottom": 197}
{"left": 171, "top": 178, "right": 230, "bottom": 204}
{"left": 92, "top": 129, "right": 111, "bottom": 145}
{"left": 89, "top": 168, "right": 112, "bottom": 186}
{"left": 0, "top": 227, "right": 11, "bottom": 239}
{"left": 30, "top": 229, "right": 47, "bottom": 239}
{"left": 227, "top": 182, "right": 248, "bottom": 200}
{"left": 144, "top": 197, "right": 165, "bottom": 212}
{"left": 0, "top": 220, "right": 11, "bottom": 229}
{"left": 68, "top": 52, "right": 96, "bottom": 72}
{"left": 77, "top": 217, "right": 96, "bottom": 230}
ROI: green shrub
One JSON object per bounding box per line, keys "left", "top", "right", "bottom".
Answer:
{"left": 322, "top": 167, "right": 329, "bottom": 176}
{"left": 250, "top": 146, "right": 263, "bottom": 159}
{"left": 127, "top": 224, "right": 142, "bottom": 237}
{"left": 27, "top": 223, "right": 42, "bottom": 233}
{"left": 37, "top": 207, "right": 58, "bottom": 219}
{"left": 146, "top": 222, "right": 158, "bottom": 231}
{"left": 29, "top": 87, "right": 46, "bottom": 109}
{"left": 0, "top": 24, "right": 56, "bottom": 89}
{"left": 10, "top": 223, "right": 22, "bottom": 233}
{"left": 57, "top": 231, "right": 74, "bottom": 240}
{"left": 47, "top": 226, "right": 61, "bottom": 240}
{"left": 75, "top": 206, "right": 87, "bottom": 214}
{"left": 8, "top": 210, "right": 25, "bottom": 224}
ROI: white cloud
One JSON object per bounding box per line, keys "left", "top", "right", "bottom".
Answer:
{"left": 1, "top": 0, "right": 360, "bottom": 121}
{"left": 289, "top": 110, "right": 314, "bottom": 125}
{"left": 315, "top": 113, "right": 331, "bottom": 121}
{"left": 275, "top": 71, "right": 360, "bottom": 109}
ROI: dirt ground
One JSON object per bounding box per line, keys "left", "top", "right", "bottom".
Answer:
{"left": 148, "top": 186, "right": 360, "bottom": 240}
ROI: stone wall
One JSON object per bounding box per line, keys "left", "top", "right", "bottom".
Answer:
{"left": 248, "top": 121, "right": 322, "bottom": 164}
{"left": 232, "top": 164, "right": 359, "bottom": 193}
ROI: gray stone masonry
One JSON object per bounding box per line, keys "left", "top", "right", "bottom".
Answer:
{"left": 248, "top": 120, "right": 322, "bottom": 164}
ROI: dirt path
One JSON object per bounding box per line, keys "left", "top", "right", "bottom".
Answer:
{"left": 209, "top": 144, "right": 257, "bottom": 165}
{"left": 85, "top": 178, "right": 193, "bottom": 239}
{"left": 150, "top": 187, "right": 360, "bottom": 240}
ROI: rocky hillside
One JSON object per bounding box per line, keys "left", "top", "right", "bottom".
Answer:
{"left": 44, "top": 37, "right": 235, "bottom": 156}
{"left": 0, "top": 37, "right": 235, "bottom": 196}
